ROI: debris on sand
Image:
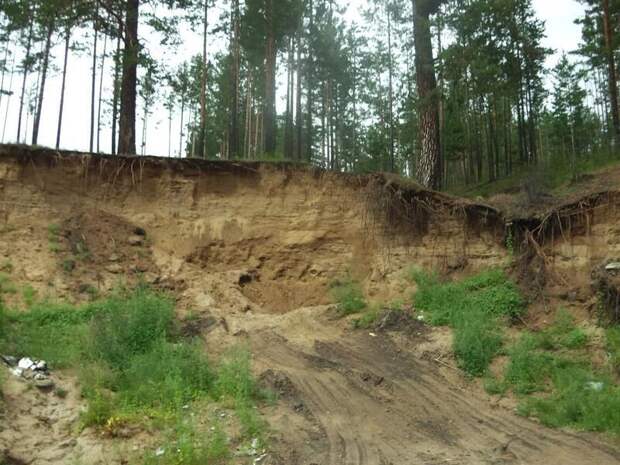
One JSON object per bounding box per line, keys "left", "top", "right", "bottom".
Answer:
{"left": 235, "top": 437, "right": 266, "bottom": 459}
{"left": 2, "top": 355, "right": 54, "bottom": 389}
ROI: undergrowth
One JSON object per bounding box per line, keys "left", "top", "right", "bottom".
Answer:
{"left": 411, "top": 268, "right": 524, "bottom": 376}
{"left": 450, "top": 149, "right": 620, "bottom": 199}
{"left": 0, "top": 287, "right": 266, "bottom": 460}
{"left": 330, "top": 276, "right": 367, "bottom": 316}
{"left": 487, "top": 310, "right": 620, "bottom": 435}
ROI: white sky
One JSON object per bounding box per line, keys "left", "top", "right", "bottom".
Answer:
{"left": 0, "top": 0, "right": 585, "bottom": 157}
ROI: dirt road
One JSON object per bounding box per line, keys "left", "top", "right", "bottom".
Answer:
{"left": 244, "top": 310, "right": 620, "bottom": 465}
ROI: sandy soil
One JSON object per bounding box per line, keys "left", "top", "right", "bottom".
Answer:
{"left": 0, "top": 147, "right": 619, "bottom": 464}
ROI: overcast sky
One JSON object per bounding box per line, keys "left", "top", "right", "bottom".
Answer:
{"left": 0, "top": 0, "right": 586, "bottom": 157}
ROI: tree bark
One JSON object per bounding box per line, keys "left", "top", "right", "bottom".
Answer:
{"left": 17, "top": 21, "right": 33, "bottom": 143}
{"left": 387, "top": 3, "right": 395, "bottom": 172}
{"left": 97, "top": 33, "right": 108, "bottom": 153}
{"left": 263, "top": 0, "right": 277, "bottom": 155}
{"left": 295, "top": 30, "right": 303, "bottom": 161}
{"left": 2, "top": 46, "right": 15, "bottom": 143}
{"left": 284, "top": 37, "right": 294, "bottom": 159}
{"left": 118, "top": 0, "right": 139, "bottom": 155}
{"left": 413, "top": 0, "right": 442, "bottom": 189}
{"left": 56, "top": 27, "right": 71, "bottom": 149}
{"left": 200, "top": 0, "right": 208, "bottom": 159}
{"left": 90, "top": 5, "right": 99, "bottom": 152}
{"left": 32, "top": 18, "right": 54, "bottom": 145}
{"left": 305, "top": 0, "right": 314, "bottom": 161}
{"left": 228, "top": 0, "right": 240, "bottom": 159}
{"left": 602, "top": 0, "right": 620, "bottom": 144}
{"left": 0, "top": 33, "right": 10, "bottom": 114}
{"left": 111, "top": 35, "right": 121, "bottom": 155}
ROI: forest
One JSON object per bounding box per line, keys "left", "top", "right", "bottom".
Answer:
{"left": 0, "top": 0, "right": 618, "bottom": 190}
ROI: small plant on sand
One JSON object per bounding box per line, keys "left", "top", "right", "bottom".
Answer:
{"left": 143, "top": 416, "right": 229, "bottom": 465}
{"left": 330, "top": 276, "right": 367, "bottom": 316}
{"left": 0, "top": 273, "right": 17, "bottom": 295}
{"left": 47, "top": 224, "right": 62, "bottom": 253}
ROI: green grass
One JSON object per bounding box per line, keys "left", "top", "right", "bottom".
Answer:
{"left": 143, "top": 416, "right": 229, "bottom": 465}
{"left": 491, "top": 310, "right": 620, "bottom": 435}
{"left": 607, "top": 327, "right": 620, "bottom": 376}
{"left": 411, "top": 268, "right": 525, "bottom": 376}
{"left": 330, "top": 276, "right": 367, "bottom": 316}
{"left": 21, "top": 285, "right": 37, "bottom": 307}
{"left": 353, "top": 305, "right": 381, "bottom": 329}
{"left": 0, "top": 288, "right": 266, "bottom": 447}
{"left": 0, "top": 273, "right": 17, "bottom": 294}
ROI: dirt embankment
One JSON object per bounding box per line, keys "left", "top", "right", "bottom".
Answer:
{"left": 0, "top": 145, "right": 506, "bottom": 312}
{"left": 1, "top": 145, "right": 619, "bottom": 465}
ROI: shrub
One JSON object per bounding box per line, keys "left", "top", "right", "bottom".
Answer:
{"left": 452, "top": 307, "right": 503, "bottom": 376}
{"left": 524, "top": 364, "right": 620, "bottom": 434}
{"left": 330, "top": 276, "right": 366, "bottom": 316}
{"left": 607, "top": 327, "right": 620, "bottom": 375}
{"left": 412, "top": 268, "right": 524, "bottom": 376}
{"left": 504, "top": 334, "right": 554, "bottom": 394}
{"left": 116, "top": 342, "right": 214, "bottom": 412}
{"left": 87, "top": 290, "right": 174, "bottom": 369}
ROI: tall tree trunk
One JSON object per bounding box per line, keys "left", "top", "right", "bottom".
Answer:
{"left": 263, "top": 0, "right": 277, "bottom": 154}
{"left": 295, "top": 30, "right": 303, "bottom": 161}
{"left": 97, "top": 34, "right": 108, "bottom": 153}
{"left": 200, "top": 0, "right": 208, "bottom": 159}
{"left": 387, "top": 3, "right": 395, "bottom": 172}
{"left": 228, "top": 0, "right": 240, "bottom": 159}
{"left": 168, "top": 103, "right": 172, "bottom": 157}
{"left": 118, "top": 0, "right": 139, "bottom": 155}
{"left": 602, "top": 0, "right": 620, "bottom": 145}
{"left": 56, "top": 27, "right": 71, "bottom": 149}
{"left": 90, "top": 5, "right": 99, "bottom": 152}
{"left": 413, "top": 0, "right": 442, "bottom": 189}
{"left": 179, "top": 94, "right": 185, "bottom": 156}
{"left": 111, "top": 35, "right": 121, "bottom": 155}
{"left": 32, "top": 18, "right": 54, "bottom": 145}
{"left": 2, "top": 47, "right": 15, "bottom": 143}
{"left": 0, "top": 33, "right": 10, "bottom": 114}
{"left": 17, "top": 20, "right": 33, "bottom": 143}
{"left": 284, "top": 37, "right": 294, "bottom": 159}
{"left": 305, "top": 0, "right": 314, "bottom": 161}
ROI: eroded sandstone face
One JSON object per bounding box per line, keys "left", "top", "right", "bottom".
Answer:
{"left": 0, "top": 146, "right": 506, "bottom": 312}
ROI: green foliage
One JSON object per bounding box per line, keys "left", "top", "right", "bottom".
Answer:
{"left": 114, "top": 342, "right": 214, "bottom": 413}
{"left": 21, "top": 285, "right": 37, "bottom": 307}
{"left": 0, "top": 273, "right": 17, "bottom": 295}
{"left": 412, "top": 268, "right": 524, "bottom": 376}
{"left": 452, "top": 308, "right": 503, "bottom": 376}
{"left": 491, "top": 310, "right": 620, "bottom": 435}
{"left": 606, "top": 327, "right": 620, "bottom": 375}
{"left": 86, "top": 290, "right": 175, "bottom": 369}
{"left": 521, "top": 365, "right": 620, "bottom": 435}
{"left": 413, "top": 268, "right": 524, "bottom": 326}
{"left": 215, "top": 347, "right": 265, "bottom": 439}
{"left": 143, "top": 417, "right": 229, "bottom": 465}
{"left": 330, "top": 277, "right": 367, "bottom": 316}
{"left": 48, "top": 224, "right": 62, "bottom": 253}
{"left": 0, "top": 289, "right": 264, "bottom": 445}
{"left": 353, "top": 305, "right": 381, "bottom": 329}
{"left": 0, "top": 260, "right": 13, "bottom": 273}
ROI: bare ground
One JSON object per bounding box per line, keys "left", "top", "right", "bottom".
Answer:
{"left": 0, "top": 147, "right": 619, "bottom": 464}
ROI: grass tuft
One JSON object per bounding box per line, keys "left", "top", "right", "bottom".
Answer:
{"left": 412, "top": 268, "right": 524, "bottom": 376}
{"left": 330, "top": 276, "right": 367, "bottom": 316}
